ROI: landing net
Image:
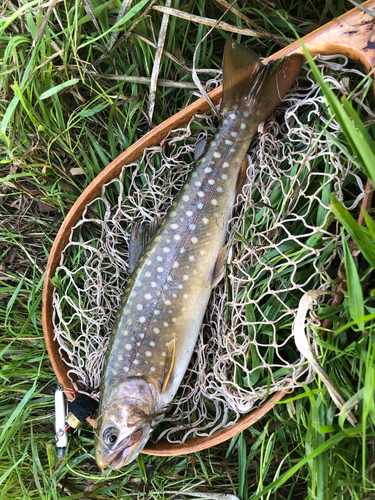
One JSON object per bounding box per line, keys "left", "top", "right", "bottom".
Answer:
{"left": 52, "top": 56, "right": 373, "bottom": 443}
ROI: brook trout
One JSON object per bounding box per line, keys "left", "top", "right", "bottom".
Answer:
{"left": 95, "top": 39, "right": 303, "bottom": 469}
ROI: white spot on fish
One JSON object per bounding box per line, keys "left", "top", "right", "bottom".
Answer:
{"left": 157, "top": 256, "right": 163, "bottom": 261}
{"left": 157, "top": 267, "right": 163, "bottom": 272}
{"left": 118, "top": 355, "right": 123, "bottom": 361}
{"left": 171, "top": 211, "right": 177, "bottom": 217}
{"left": 124, "top": 366, "right": 129, "bottom": 372}
{"left": 178, "top": 284, "right": 183, "bottom": 289}
{"left": 153, "top": 328, "right": 159, "bottom": 335}
{"left": 198, "top": 191, "right": 204, "bottom": 197}
{"left": 139, "top": 316, "right": 146, "bottom": 323}
{"left": 189, "top": 224, "right": 196, "bottom": 230}
{"left": 172, "top": 318, "right": 177, "bottom": 323}
{"left": 241, "top": 123, "right": 246, "bottom": 129}
{"left": 195, "top": 181, "right": 201, "bottom": 187}
{"left": 205, "top": 167, "right": 212, "bottom": 173}
{"left": 150, "top": 341, "right": 156, "bottom": 346}
{"left": 173, "top": 262, "right": 179, "bottom": 268}
{"left": 150, "top": 367, "right": 155, "bottom": 372}
{"left": 145, "top": 293, "right": 152, "bottom": 300}
{"left": 243, "top": 111, "right": 250, "bottom": 118}
{"left": 145, "top": 351, "right": 152, "bottom": 357}
{"left": 155, "top": 310, "right": 160, "bottom": 315}
{"left": 182, "top": 195, "right": 189, "bottom": 201}
{"left": 165, "top": 300, "right": 171, "bottom": 305}
{"left": 167, "top": 276, "right": 172, "bottom": 281}
{"left": 208, "top": 179, "right": 215, "bottom": 185}
{"left": 145, "top": 272, "right": 151, "bottom": 278}
{"left": 163, "top": 247, "right": 170, "bottom": 253}
{"left": 151, "top": 282, "right": 157, "bottom": 287}
{"left": 213, "top": 152, "right": 221, "bottom": 158}
{"left": 183, "top": 275, "right": 189, "bottom": 280}
{"left": 171, "top": 223, "right": 179, "bottom": 229}
{"left": 223, "top": 119, "right": 228, "bottom": 125}
{"left": 180, "top": 248, "right": 185, "bottom": 254}
{"left": 203, "top": 217, "right": 208, "bottom": 224}
{"left": 217, "top": 187, "right": 223, "bottom": 192}
{"left": 191, "top": 237, "right": 198, "bottom": 244}
{"left": 231, "top": 132, "right": 237, "bottom": 137}
{"left": 146, "top": 259, "right": 152, "bottom": 266}
{"left": 198, "top": 203, "right": 203, "bottom": 209}
{"left": 211, "top": 199, "right": 218, "bottom": 205}
{"left": 186, "top": 211, "right": 193, "bottom": 217}
{"left": 183, "top": 293, "right": 189, "bottom": 298}
{"left": 222, "top": 174, "right": 228, "bottom": 179}
{"left": 192, "top": 172, "right": 198, "bottom": 178}
{"left": 163, "top": 322, "right": 168, "bottom": 327}
{"left": 125, "top": 344, "right": 132, "bottom": 350}
{"left": 230, "top": 148, "right": 235, "bottom": 152}
{"left": 174, "top": 234, "right": 180, "bottom": 241}
{"left": 223, "top": 162, "right": 230, "bottom": 168}
{"left": 137, "top": 304, "right": 143, "bottom": 311}
{"left": 162, "top": 352, "right": 166, "bottom": 356}
{"left": 134, "top": 359, "right": 139, "bottom": 365}
{"left": 201, "top": 157, "right": 206, "bottom": 162}
{"left": 189, "top": 256, "right": 195, "bottom": 261}
{"left": 230, "top": 113, "right": 236, "bottom": 119}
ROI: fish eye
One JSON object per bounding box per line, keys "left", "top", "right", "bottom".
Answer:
{"left": 103, "top": 427, "right": 118, "bottom": 446}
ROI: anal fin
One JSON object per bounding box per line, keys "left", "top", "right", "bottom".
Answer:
{"left": 161, "top": 338, "right": 176, "bottom": 394}
{"left": 236, "top": 154, "right": 252, "bottom": 198}
{"left": 211, "top": 244, "right": 231, "bottom": 288}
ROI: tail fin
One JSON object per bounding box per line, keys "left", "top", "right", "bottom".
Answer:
{"left": 221, "top": 38, "right": 303, "bottom": 122}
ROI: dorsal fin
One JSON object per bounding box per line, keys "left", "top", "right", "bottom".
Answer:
{"left": 161, "top": 338, "right": 176, "bottom": 394}
{"left": 194, "top": 138, "right": 207, "bottom": 161}
{"left": 128, "top": 218, "right": 161, "bottom": 273}
{"left": 221, "top": 38, "right": 303, "bottom": 121}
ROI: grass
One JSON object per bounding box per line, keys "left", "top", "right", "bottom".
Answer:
{"left": 0, "top": 0, "right": 374, "bottom": 499}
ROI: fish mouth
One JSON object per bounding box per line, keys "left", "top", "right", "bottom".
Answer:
{"left": 109, "top": 430, "right": 143, "bottom": 470}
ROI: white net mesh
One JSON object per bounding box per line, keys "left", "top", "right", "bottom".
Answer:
{"left": 52, "top": 56, "right": 373, "bottom": 443}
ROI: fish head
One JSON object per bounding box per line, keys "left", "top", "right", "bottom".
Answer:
{"left": 95, "top": 377, "right": 160, "bottom": 469}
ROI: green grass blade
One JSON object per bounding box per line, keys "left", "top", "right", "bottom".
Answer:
{"left": 341, "top": 230, "right": 365, "bottom": 330}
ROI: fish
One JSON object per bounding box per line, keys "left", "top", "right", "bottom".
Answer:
{"left": 94, "top": 38, "right": 303, "bottom": 469}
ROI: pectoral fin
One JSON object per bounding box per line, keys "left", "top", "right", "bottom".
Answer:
{"left": 161, "top": 338, "right": 176, "bottom": 394}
